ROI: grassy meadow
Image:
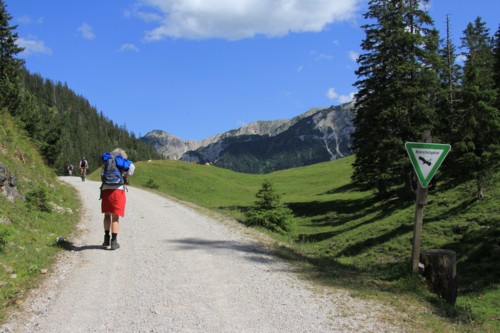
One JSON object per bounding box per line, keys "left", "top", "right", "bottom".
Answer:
{"left": 88, "top": 156, "right": 499, "bottom": 332}
{"left": 0, "top": 111, "right": 81, "bottom": 323}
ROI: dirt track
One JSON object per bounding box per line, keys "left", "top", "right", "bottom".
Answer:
{"left": 1, "top": 177, "right": 408, "bottom": 332}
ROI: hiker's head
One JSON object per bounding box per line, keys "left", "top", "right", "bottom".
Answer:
{"left": 112, "top": 148, "right": 127, "bottom": 159}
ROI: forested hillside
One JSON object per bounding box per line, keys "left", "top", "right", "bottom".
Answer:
{"left": 0, "top": 1, "right": 160, "bottom": 175}
{"left": 18, "top": 70, "right": 162, "bottom": 174}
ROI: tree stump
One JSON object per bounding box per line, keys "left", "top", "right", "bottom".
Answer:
{"left": 420, "top": 249, "right": 458, "bottom": 304}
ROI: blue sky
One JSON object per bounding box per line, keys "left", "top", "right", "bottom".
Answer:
{"left": 6, "top": 0, "right": 500, "bottom": 141}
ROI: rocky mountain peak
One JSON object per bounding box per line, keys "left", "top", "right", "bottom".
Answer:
{"left": 141, "top": 102, "right": 355, "bottom": 173}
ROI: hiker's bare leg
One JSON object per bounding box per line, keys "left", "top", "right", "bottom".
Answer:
{"left": 103, "top": 213, "right": 111, "bottom": 231}
{"left": 111, "top": 214, "right": 119, "bottom": 233}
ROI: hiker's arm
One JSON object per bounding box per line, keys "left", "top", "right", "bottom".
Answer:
{"left": 123, "top": 164, "right": 135, "bottom": 184}
{"left": 126, "top": 164, "right": 135, "bottom": 176}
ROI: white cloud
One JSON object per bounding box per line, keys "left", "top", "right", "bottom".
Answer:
{"left": 119, "top": 43, "right": 140, "bottom": 52}
{"left": 17, "top": 37, "right": 52, "bottom": 56}
{"left": 310, "top": 50, "right": 333, "bottom": 61}
{"left": 78, "top": 23, "right": 95, "bottom": 40}
{"left": 349, "top": 50, "right": 359, "bottom": 62}
{"left": 456, "top": 54, "right": 467, "bottom": 63}
{"left": 326, "top": 88, "right": 356, "bottom": 103}
{"left": 326, "top": 87, "right": 338, "bottom": 100}
{"left": 338, "top": 92, "right": 356, "bottom": 104}
{"left": 133, "top": 0, "right": 360, "bottom": 41}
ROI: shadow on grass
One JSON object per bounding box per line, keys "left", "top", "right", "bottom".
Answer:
{"left": 425, "top": 198, "right": 477, "bottom": 224}
{"left": 218, "top": 205, "right": 251, "bottom": 213}
{"left": 294, "top": 196, "right": 413, "bottom": 243}
{"left": 338, "top": 224, "right": 413, "bottom": 257}
{"left": 269, "top": 240, "right": 414, "bottom": 293}
{"left": 445, "top": 219, "right": 500, "bottom": 292}
{"left": 288, "top": 196, "right": 379, "bottom": 218}
{"left": 321, "top": 182, "right": 371, "bottom": 195}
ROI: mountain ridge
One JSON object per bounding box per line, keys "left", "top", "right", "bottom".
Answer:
{"left": 140, "top": 102, "right": 355, "bottom": 173}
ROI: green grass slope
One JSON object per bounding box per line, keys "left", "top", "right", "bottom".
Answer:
{"left": 0, "top": 110, "right": 80, "bottom": 323}
{"left": 94, "top": 156, "right": 499, "bottom": 332}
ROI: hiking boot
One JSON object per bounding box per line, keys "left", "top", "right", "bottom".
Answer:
{"left": 110, "top": 240, "right": 120, "bottom": 250}
{"left": 102, "top": 235, "right": 110, "bottom": 248}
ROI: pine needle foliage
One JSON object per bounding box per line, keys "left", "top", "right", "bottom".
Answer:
{"left": 245, "top": 179, "right": 295, "bottom": 236}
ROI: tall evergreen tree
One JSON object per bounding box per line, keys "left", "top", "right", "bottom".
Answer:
{"left": 352, "top": 0, "right": 440, "bottom": 196}
{"left": 494, "top": 25, "right": 500, "bottom": 110}
{"left": 0, "top": 0, "right": 24, "bottom": 113}
{"left": 436, "top": 15, "right": 462, "bottom": 145}
{"left": 454, "top": 17, "right": 499, "bottom": 198}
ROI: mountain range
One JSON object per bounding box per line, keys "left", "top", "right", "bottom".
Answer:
{"left": 140, "top": 102, "right": 355, "bottom": 174}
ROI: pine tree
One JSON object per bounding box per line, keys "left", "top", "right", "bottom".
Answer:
{"left": 0, "top": 0, "right": 24, "bottom": 112}
{"left": 454, "top": 17, "right": 499, "bottom": 198}
{"left": 245, "top": 180, "right": 295, "bottom": 235}
{"left": 494, "top": 25, "right": 500, "bottom": 110}
{"left": 436, "top": 15, "right": 462, "bottom": 145}
{"left": 352, "top": 0, "right": 440, "bottom": 196}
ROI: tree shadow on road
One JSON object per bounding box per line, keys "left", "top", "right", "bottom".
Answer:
{"left": 168, "top": 238, "right": 282, "bottom": 265}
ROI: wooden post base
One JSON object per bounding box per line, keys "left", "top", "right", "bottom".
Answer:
{"left": 420, "top": 249, "right": 458, "bottom": 304}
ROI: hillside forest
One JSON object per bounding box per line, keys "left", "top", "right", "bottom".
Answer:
{"left": 0, "top": 3, "right": 161, "bottom": 175}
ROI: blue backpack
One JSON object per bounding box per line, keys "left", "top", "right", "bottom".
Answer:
{"left": 100, "top": 152, "right": 131, "bottom": 185}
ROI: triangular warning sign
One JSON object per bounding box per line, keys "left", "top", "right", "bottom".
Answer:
{"left": 405, "top": 142, "right": 451, "bottom": 188}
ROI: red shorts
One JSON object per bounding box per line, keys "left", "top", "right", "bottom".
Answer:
{"left": 101, "top": 189, "right": 126, "bottom": 217}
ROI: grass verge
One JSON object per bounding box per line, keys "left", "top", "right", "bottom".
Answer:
{"left": 0, "top": 111, "right": 80, "bottom": 323}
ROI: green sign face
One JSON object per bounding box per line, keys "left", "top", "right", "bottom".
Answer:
{"left": 405, "top": 142, "right": 451, "bottom": 188}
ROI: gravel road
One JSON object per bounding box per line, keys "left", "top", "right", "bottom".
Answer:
{"left": 1, "top": 177, "right": 409, "bottom": 332}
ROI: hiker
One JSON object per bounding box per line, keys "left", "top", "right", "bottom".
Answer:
{"left": 67, "top": 164, "right": 74, "bottom": 176}
{"left": 100, "top": 148, "right": 135, "bottom": 250}
{"left": 79, "top": 157, "right": 89, "bottom": 177}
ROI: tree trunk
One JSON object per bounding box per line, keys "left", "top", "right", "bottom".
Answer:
{"left": 420, "top": 249, "right": 458, "bottom": 304}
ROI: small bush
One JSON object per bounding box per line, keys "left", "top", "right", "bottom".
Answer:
{"left": 26, "top": 185, "right": 52, "bottom": 212}
{"left": 0, "top": 224, "right": 13, "bottom": 252}
{"left": 245, "top": 179, "right": 295, "bottom": 235}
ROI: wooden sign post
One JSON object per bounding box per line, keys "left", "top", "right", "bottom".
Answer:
{"left": 405, "top": 131, "right": 451, "bottom": 273}
{"left": 411, "top": 181, "right": 428, "bottom": 273}
{"left": 410, "top": 131, "right": 431, "bottom": 273}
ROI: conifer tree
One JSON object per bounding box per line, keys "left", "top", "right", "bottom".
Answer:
{"left": 494, "top": 25, "right": 500, "bottom": 110}
{"left": 245, "top": 180, "right": 295, "bottom": 235}
{"left": 352, "top": 0, "right": 440, "bottom": 196}
{"left": 0, "top": 0, "right": 24, "bottom": 112}
{"left": 454, "top": 17, "right": 499, "bottom": 198}
{"left": 436, "top": 15, "right": 462, "bottom": 145}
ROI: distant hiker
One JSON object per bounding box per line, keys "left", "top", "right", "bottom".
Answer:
{"left": 79, "top": 157, "right": 89, "bottom": 177}
{"left": 100, "top": 148, "right": 135, "bottom": 250}
{"left": 67, "top": 164, "right": 74, "bottom": 176}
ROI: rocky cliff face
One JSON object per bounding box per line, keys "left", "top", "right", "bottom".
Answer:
{"left": 140, "top": 102, "right": 355, "bottom": 173}
{"left": 139, "top": 130, "right": 200, "bottom": 160}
